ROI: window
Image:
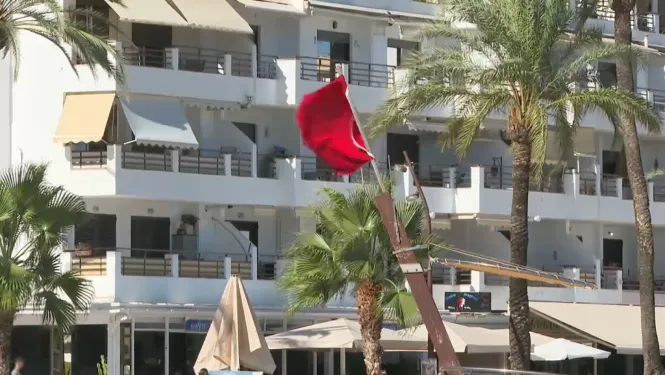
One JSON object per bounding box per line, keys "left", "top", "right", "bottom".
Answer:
{"left": 597, "top": 62, "right": 617, "bottom": 88}
{"left": 74, "top": 214, "right": 117, "bottom": 252}
{"left": 387, "top": 39, "right": 420, "bottom": 67}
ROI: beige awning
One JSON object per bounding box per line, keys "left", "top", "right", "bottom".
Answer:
{"left": 171, "top": 0, "right": 254, "bottom": 33}
{"left": 235, "top": 0, "right": 305, "bottom": 14}
{"left": 105, "top": 0, "right": 188, "bottom": 27}
{"left": 531, "top": 302, "right": 665, "bottom": 355}
{"left": 194, "top": 276, "right": 276, "bottom": 374}
{"left": 54, "top": 93, "right": 115, "bottom": 144}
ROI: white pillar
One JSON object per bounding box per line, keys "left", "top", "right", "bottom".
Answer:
{"left": 251, "top": 246, "right": 258, "bottom": 280}
{"left": 448, "top": 167, "right": 456, "bottom": 188}
{"left": 169, "top": 47, "right": 179, "bottom": 70}
{"left": 224, "top": 256, "right": 232, "bottom": 278}
{"left": 470, "top": 166, "right": 485, "bottom": 191}
{"left": 616, "top": 177, "right": 623, "bottom": 198}
{"left": 251, "top": 144, "right": 258, "bottom": 178}
{"left": 340, "top": 349, "right": 346, "bottom": 375}
{"left": 169, "top": 253, "right": 179, "bottom": 277}
{"left": 251, "top": 44, "right": 258, "bottom": 78}
{"left": 130, "top": 319, "right": 135, "bottom": 375}
{"left": 649, "top": 181, "right": 655, "bottom": 202}
{"left": 164, "top": 318, "right": 169, "bottom": 375}
{"left": 595, "top": 258, "right": 602, "bottom": 288}
{"left": 275, "top": 158, "right": 299, "bottom": 180}
{"left": 224, "top": 54, "right": 233, "bottom": 75}
{"left": 450, "top": 267, "right": 457, "bottom": 286}
{"left": 61, "top": 252, "right": 72, "bottom": 273}
{"left": 313, "top": 351, "right": 318, "bottom": 375}
{"left": 171, "top": 150, "right": 179, "bottom": 172}
{"left": 224, "top": 154, "right": 232, "bottom": 176}
{"left": 470, "top": 271, "right": 485, "bottom": 291}
{"left": 324, "top": 350, "right": 334, "bottom": 375}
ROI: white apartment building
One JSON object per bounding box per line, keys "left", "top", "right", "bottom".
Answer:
{"left": 3, "top": 0, "right": 665, "bottom": 374}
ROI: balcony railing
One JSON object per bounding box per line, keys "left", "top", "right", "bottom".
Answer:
{"left": 122, "top": 44, "right": 275, "bottom": 79}
{"left": 71, "top": 150, "right": 107, "bottom": 169}
{"left": 300, "top": 57, "right": 396, "bottom": 88}
{"left": 121, "top": 147, "right": 173, "bottom": 171}
{"left": 64, "top": 248, "right": 274, "bottom": 281}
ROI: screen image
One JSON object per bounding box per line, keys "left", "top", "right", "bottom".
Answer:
{"left": 444, "top": 292, "right": 491, "bottom": 313}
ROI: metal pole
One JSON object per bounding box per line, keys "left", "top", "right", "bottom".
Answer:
{"left": 345, "top": 81, "right": 460, "bottom": 375}
{"left": 403, "top": 152, "right": 437, "bottom": 363}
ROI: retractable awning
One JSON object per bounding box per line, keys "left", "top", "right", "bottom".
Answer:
{"left": 531, "top": 302, "right": 665, "bottom": 354}
{"left": 54, "top": 93, "right": 115, "bottom": 143}
{"left": 308, "top": 0, "right": 435, "bottom": 21}
{"left": 171, "top": 0, "right": 254, "bottom": 33}
{"left": 119, "top": 96, "right": 199, "bottom": 149}
{"left": 235, "top": 0, "right": 304, "bottom": 15}
{"left": 105, "top": 0, "right": 188, "bottom": 27}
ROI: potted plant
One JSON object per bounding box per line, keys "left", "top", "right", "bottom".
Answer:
{"left": 75, "top": 242, "right": 93, "bottom": 257}
{"left": 181, "top": 214, "right": 198, "bottom": 235}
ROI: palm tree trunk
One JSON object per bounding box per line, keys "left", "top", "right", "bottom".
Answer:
{"left": 613, "top": 3, "right": 665, "bottom": 374}
{"left": 508, "top": 135, "right": 531, "bottom": 371}
{"left": 356, "top": 282, "right": 383, "bottom": 375}
{"left": 0, "top": 311, "right": 14, "bottom": 375}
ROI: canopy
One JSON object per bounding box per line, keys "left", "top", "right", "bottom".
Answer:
{"left": 265, "top": 319, "right": 424, "bottom": 351}
{"left": 105, "top": 0, "right": 188, "bottom": 27}
{"left": 235, "top": 0, "right": 304, "bottom": 14}
{"left": 531, "top": 301, "right": 665, "bottom": 355}
{"left": 194, "top": 276, "right": 276, "bottom": 374}
{"left": 54, "top": 93, "right": 115, "bottom": 143}
{"left": 119, "top": 96, "right": 199, "bottom": 149}
{"left": 171, "top": 0, "right": 254, "bottom": 33}
{"left": 531, "top": 338, "right": 611, "bottom": 361}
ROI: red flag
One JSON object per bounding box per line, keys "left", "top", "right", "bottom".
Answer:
{"left": 296, "top": 75, "right": 374, "bottom": 175}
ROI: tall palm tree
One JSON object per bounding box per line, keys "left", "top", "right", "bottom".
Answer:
{"left": 0, "top": 164, "right": 92, "bottom": 372}
{"left": 278, "top": 184, "right": 426, "bottom": 375}
{"left": 604, "top": 0, "right": 665, "bottom": 370}
{"left": 370, "top": 0, "right": 661, "bottom": 369}
{"left": 0, "top": 0, "right": 123, "bottom": 80}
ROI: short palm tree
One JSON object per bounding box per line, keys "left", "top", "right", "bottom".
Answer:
{"left": 0, "top": 0, "right": 123, "bottom": 80}
{"left": 371, "top": 0, "right": 661, "bottom": 369}
{"left": 0, "top": 164, "right": 92, "bottom": 372}
{"left": 279, "top": 184, "right": 426, "bottom": 375}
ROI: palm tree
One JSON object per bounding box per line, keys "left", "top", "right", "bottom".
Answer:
{"left": 278, "top": 183, "right": 426, "bottom": 375}
{"left": 0, "top": 164, "right": 92, "bottom": 372}
{"left": 0, "top": 0, "right": 123, "bottom": 80}
{"left": 370, "top": 0, "right": 661, "bottom": 369}
{"left": 603, "top": 0, "right": 665, "bottom": 370}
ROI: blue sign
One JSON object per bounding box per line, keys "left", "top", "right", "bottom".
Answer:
{"left": 185, "top": 319, "right": 212, "bottom": 332}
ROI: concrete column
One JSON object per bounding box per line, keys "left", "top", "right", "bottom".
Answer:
{"left": 391, "top": 169, "right": 411, "bottom": 200}
{"left": 107, "top": 251, "right": 121, "bottom": 279}
{"left": 275, "top": 259, "right": 288, "bottom": 277}
{"left": 616, "top": 177, "right": 623, "bottom": 198}
{"left": 108, "top": 144, "right": 122, "bottom": 174}
{"left": 171, "top": 150, "right": 179, "bottom": 172}
{"left": 563, "top": 170, "right": 579, "bottom": 197}
{"left": 625, "top": 354, "right": 634, "bottom": 375}
{"left": 251, "top": 246, "right": 258, "bottom": 280}
{"left": 312, "top": 351, "right": 318, "bottom": 375}
{"left": 470, "top": 270, "right": 485, "bottom": 291}
{"left": 324, "top": 349, "right": 334, "bottom": 375}
{"left": 649, "top": 181, "right": 655, "bottom": 202}
{"left": 448, "top": 167, "right": 456, "bottom": 188}
{"left": 224, "top": 154, "right": 232, "bottom": 176}
{"left": 164, "top": 319, "right": 169, "bottom": 375}
{"left": 61, "top": 252, "right": 72, "bottom": 273}
{"left": 168, "top": 47, "right": 179, "bottom": 70}
{"left": 595, "top": 258, "right": 602, "bottom": 288}
{"left": 251, "top": 44, "right": 258, "bottom": 78}
{"left": 251, "top": 144, "right": 258, "bottom": 178}
{"left": 275, "top": 158, "right": 299, "bottom": 180}
{"left": 563, "top": 267, "right": 581, "bottom": 280}
{"left": 470, "top": 166, "right": 485, "bottom": 190}
{"left": 115, "top": 213, "right": 131, "bottom": 257}
{"left": 340, "top": 348, "right": 346, "bottom": 375}
{"left": 168, "top": 253, "right": 179, "bottom": 277}
{"left": 224, "top": 54, "right": 233, "bottom": 75}
{"left": 224, "top": 256, "right": 232, "bottom": 278}
{"left": 616, "top": 269, "right": 623, "bottom": 291}
{"left": 450, "top": 267, "right": 457, "bottom": 286}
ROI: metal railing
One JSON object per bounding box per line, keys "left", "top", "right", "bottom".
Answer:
{"left": 71, "top": 150, "right": 107, "bottom": 168}
{"left": 348, "top": 61, "right": 395, "bottom": 88}
{"left": 530, "top": 174, "right": 564, "bottom": 193}
{"left": 71, "top": 256, "right": 107, "bottom": 276}
{"left": 258, "top": 55, "right": 278, "bottom": 79}
{"left": 654, "top": 177, "right": 665, "bottom": 202}
{"left": 601, "top": 175, "right": 618, "bottom": 197}
{"left": 300, "top": 57, "right": 396, "bottom": 88}
{"left": 122, "top": 147, "right": 172, "bottom": 171}
{"left": 122, "top": 256, "right": 172, "bottom": 277}
{"left": 484, "top": 165, "right": 512, "bottom": 190}
{"left": 301, "top": 156, "right": 342, "bottom": 182}
{"left": 231, "top": 52, "right": 253, "bottom": 77}
{"left": 179, "top": 149, "right": 228, "bottom": 175}
{"left": 579, "top": 172, "right": 597, "bottom": 195}
{"left": 431, "top": 264, "right": 453, "bottom": 284}
{"left": 349, "top": 162, "right": 389, "bottom": 183}
{"left": 418, "top": 164, "right": 454, "bottom": 187}
{"left": 258, "top": 255, "right": 277, "bottom": 280}
{"left": 456, "top": 269, "right": 472, "bottom": 285}
{"left": 178, "top": 46, "right": 226, "bottom": 74}
{"left": 230, "top": 152, "right": 253, "bottom": 177}
{"left": 123, "top": 46, "right": 172, "bottom": 68}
